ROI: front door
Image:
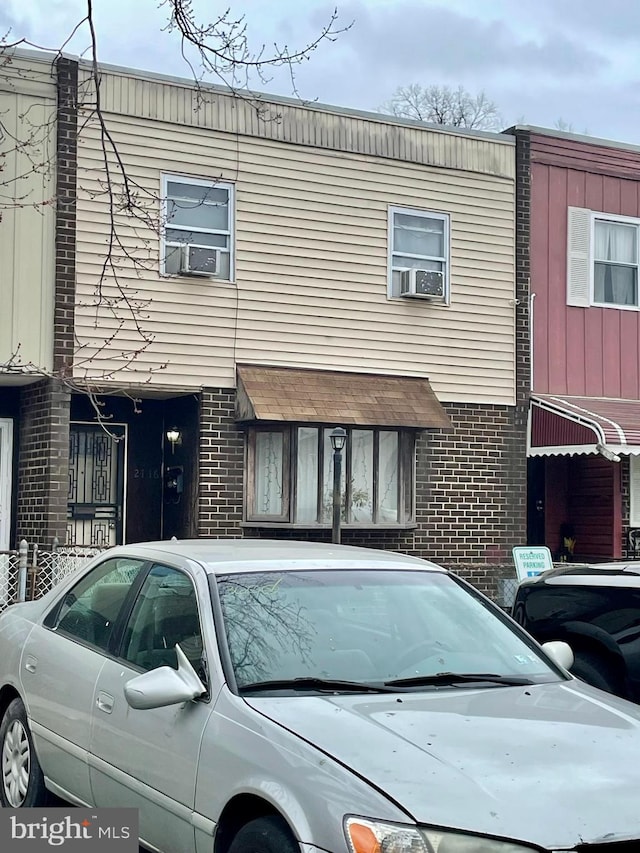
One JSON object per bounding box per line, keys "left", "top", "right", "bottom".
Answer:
{"left": 68, "top": 423, "right": 126, "bottom": 546}
{"left": 0, "top": 418, "right": 13, "bottom": 551}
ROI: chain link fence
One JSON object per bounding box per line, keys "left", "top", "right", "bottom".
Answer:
{"left": 0, "top": 540, "right": 106, "bottom": 612}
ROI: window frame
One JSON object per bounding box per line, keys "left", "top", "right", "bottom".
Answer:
{"left": 44, "top": 557, "right": 148, "bottom": 654}
{"left": 245, "top": 427, "right": 291, "bottom": 522}
{"left": 590, "top": 211, "right": 640, "bottom": 310}
{"left": 244, "top": 424, "right": 416, "bottom": 528}
{"left": 160, "top": 173, "right": 235, "bottom": 281}
{"left": 387, "top": 205, "right": 451, "bottom": 302}
{"left": 118, "top": 563, "right": 208, "bottom": 684}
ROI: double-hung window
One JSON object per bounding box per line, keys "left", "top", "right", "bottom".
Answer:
{"left": 593, "top": 217, "right": 638, "bottom": 307}
{"left": 246, "top": 425, "right": 415, "bottom": 526}
{"left": 388, "top": 206, "right": 450, "bottom": 299}
{"left": 162, "top": 175, "right": 234, "bottom": 280}
{"left": 567, "top": 207, "right": 640, "bottom": 308}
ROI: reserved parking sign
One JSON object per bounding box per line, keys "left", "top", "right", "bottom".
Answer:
{"left": 512, "top": 546, "right": 554, "bottom": 582}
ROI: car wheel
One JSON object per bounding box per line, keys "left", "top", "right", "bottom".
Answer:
{"left": 0, "top": 697, "right": 49, "bottom": 808}
{"left": 227, "top": 815, "right": 299, "bottom": 853}
{"left": 571, "top": 651, "right": 620, "bottom": 695}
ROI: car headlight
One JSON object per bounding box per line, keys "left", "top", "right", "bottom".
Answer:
{"left": 344, "top": 817, "right": 538, "bottom": 853}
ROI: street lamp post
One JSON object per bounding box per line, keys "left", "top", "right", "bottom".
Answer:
{"left": 330, "top": 427, "right": 347, "bottom": 544}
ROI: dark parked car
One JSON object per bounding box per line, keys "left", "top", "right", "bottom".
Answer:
{"left": 513, "top": 562, "right": 640, "bottom": 701}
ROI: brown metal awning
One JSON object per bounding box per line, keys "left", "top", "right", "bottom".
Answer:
{"left": 236, "top": 364, "right": 451, "bottom": 429}
{"left": 529, "top": 394, "right": 640, "bottom": 457}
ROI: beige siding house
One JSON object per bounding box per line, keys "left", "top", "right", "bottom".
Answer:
{"left": 0, "top": 53, "right": 59, "bottom": 552}
{"left": 0, "top": 54, "right": 56, "bottom": 371}
{"left": 74, "top": 66, "right": 516, "bottom": 406}
{"left": 2, "top": 52, "right": 527, "bottom": 596}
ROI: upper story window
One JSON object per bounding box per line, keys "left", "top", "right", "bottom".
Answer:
{"left": 568, "top": 207, "right": 640, "bottom": 309}
{"left": 388, "top": 206, "right": 450, "bottom": 302}
{"left": 246, "top": 425, "right": 415, "bottom": 527}
{"left": 162, "top": 175, "right": 234, "bottom": 281}
{"left": 594, "top": 218, "right": 638, "bottom": 306}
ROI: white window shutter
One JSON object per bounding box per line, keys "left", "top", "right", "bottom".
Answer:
{"left": 566, "top": 207, "right": 591, "bottom": 307}
{"left": 631, "top": 456, "right": 640, "bottom": 527}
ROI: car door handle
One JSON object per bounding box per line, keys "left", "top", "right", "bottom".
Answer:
{"left": 96, "top": 691, "right": 114, "bottom": 714}
{"left": 24, "top": 655, "right": 37, "bottom": 674}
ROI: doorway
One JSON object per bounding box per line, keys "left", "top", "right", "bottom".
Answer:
{"left": 67, "top": 423, "right": 126, "bottom": 547}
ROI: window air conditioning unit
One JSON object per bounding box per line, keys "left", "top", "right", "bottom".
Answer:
{"left": 178, "top": 245, "right": 220, "bottom": 277}
{"left": 399, "top": 269, "right": 445, "bottom": 299}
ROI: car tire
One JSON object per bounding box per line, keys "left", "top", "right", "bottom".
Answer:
{"left": 227, "top": 815, "right": 299, "bottom": 853}
{"left": 571, "top": 651, "right": 620, "bottom": 695}
{"left": 0, "top": 697, "right": 49, "bottom": 808}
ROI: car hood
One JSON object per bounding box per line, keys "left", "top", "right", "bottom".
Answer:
{"left": 247, "top": 680, "right": 640, "bottom": 850}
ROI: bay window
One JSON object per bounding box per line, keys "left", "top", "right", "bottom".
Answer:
{"left": 246, "top": 426, "right": 415, "bottom": 526}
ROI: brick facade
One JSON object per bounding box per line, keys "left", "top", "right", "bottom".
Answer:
{"left": 197, "top": 389, "right": 245, "bottom": 537}
{"left": 16, "top": 379, "right": 71, "bottom": 544}
{"left": 418, "top": 403, "right": 526, "bottom": 596}
{"left": 197, "top": 390, "right": 526, "bottom": 598}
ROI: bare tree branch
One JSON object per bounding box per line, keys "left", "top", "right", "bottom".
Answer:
{"left": 1, "top": 1, "right": 347, "bottom": 423}
{"left": 379, "top": 83, "right": 502, "bottom": 131}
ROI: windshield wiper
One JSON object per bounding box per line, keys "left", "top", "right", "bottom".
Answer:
{"left": 240, "top": 677, "right": 397, "bottom": 694}
{"left": 385, "top": 672, "right": 536, "bottom": 688}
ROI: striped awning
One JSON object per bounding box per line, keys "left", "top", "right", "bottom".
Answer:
{"left": 529, "top": 394, "right": 640, "bottom": 457}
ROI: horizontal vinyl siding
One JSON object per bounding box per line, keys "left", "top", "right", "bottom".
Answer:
{"left": 75, "top": 113, "right": 516, "bottom": 403}
{"left": 0, "top": 79, "right": 56, "bottom": 370}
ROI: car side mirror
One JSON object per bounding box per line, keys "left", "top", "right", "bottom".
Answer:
{"left": 541, "top": 640, "right": 574, "bottom": 672}
{"left": 124, "top": 645, "right": 206, "bottom": 710}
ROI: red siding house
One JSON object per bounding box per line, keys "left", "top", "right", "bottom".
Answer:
{"left": 513, "top": 127, "right": 640, "bottom": 562}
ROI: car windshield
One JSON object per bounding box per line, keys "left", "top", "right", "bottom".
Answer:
{"left": 216, "top": 569, "right": 561, "bottom": 692}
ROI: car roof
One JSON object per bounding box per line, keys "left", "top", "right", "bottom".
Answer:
{"left": 521, "top": 561, "right": 640, "bottom": 586}
{"left": 106, "top": 539, "right": 445, "bottom": 576}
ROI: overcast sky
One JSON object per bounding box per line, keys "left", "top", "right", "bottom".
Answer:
{"left": 3, "top": 0, "right": 640, "bottom": 143}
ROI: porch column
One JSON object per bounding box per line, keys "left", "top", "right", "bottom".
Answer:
{"left": 16, "top": 378, "right": 71, "bottom": 546}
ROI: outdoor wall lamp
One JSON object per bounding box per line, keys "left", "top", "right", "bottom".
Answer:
{"left": 166, "top": 428, "right": 182, "bottom": 453}
{"left": 330, "top": 426, "right": 347, "bottom": 544}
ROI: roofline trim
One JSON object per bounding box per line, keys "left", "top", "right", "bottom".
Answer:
{"left": 508, "top": 124, "right": 640, "bottom": 156}
{"left": 6, "top": 47, "right": 514, "bottom": 145}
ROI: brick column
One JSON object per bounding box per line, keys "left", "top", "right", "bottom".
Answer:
{"left": 514, "top": 129, "right": 532, "bottom": 406}
{"left": 16, "top": 379, "right": 71, "bottom": 544}
{"left": 53, "top": 56, "right": 78, "bottom": 373}
{"left": 198, "top": 389, "right": 244, "bottom": 537}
